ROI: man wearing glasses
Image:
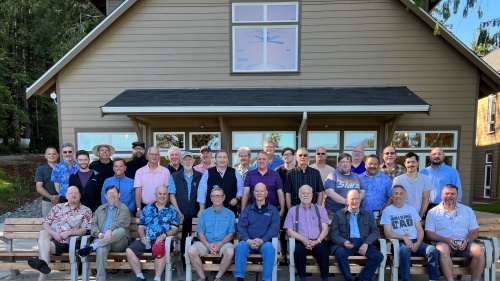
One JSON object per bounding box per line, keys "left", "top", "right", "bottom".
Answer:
{"left": 51, "top": 142, "right": 79, "bottom": 203}
{"left": 351, "top": 145, "right": 366, "bottom": 174}
{"left": 284, "top": 147, "right": 324, "bottom": 209}
{"left": 380, "top": 146, "right": 406, "bottom": 180}
{"left": 310, "top": 147, "right": 334, "bottom": 182}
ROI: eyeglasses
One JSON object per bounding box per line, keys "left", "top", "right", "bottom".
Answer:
{"left": 384, "top": 152, "right": 396, "bottom": 155}
{"left": 62, "top": 151, "right": 73, "bottom": 154}
{"left": 316, "top": 153, "right": 326, "bottom": 155}
{"left": 353, "top": 150, "right": 363, "bottom": 154}
{"left": 210, "top": 195, "right": 224, "bottom": 199}
{"left": 106, "top": 192, "right": 118, "bottom": 196}
{"left": 297, "top": 154, "right": 308, "bottom": 157}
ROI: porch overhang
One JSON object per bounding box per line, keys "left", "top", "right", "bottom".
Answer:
{"left": 101, "top": 87, "right": 431, "bottom": 115}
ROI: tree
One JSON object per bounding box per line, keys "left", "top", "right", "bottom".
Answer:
{"left": 0, "top": 0, "right": 103, "bottom": 151}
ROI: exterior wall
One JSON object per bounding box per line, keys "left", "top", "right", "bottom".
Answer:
{"left": 474, "top": 144, "right": 499, "bottom": 200}
{"left": 477, "top": 96, "right": 500, "bottom": 146}
{"left": 108, "top": 0, "right": 124, "bottom": 15}
{"left": 55, "top": 0, "right": 479, "bottom": 203}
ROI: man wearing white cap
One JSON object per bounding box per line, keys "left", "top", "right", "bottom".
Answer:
{"left": 90, "top": 143, "right": 116, "bottom": 180}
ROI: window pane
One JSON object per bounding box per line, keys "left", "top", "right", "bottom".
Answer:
{"left": 233, "top": 132, "right": 263, "bottom": 149}
{"left": 78, "top": 133, "right": 109, "bottom": 151}
{"left": 111, "top": 133, "right": 138, "bottom": 151}
{"left": 424, "top": 133, "right": 455, "bottom": 148}
{"left": 234, "top": 28, "right": 264, "bottom": 71}
{"left": 266, "top": 27, "right": 297, "bottom": 71}
{"left": 392, "top": 132, "right": 422, "bottom": 148}
{"left": 267, "top": 4, "right": 298, "bottom": 22}
{"left": 485, "top": 166, "right": 492, "bottom": 186}
{"left": 232, "top": 152, "right": 258, "bottom": 167}
{"left": 234, "top": 5, "right": 264, "bottom": 22}
{"left": 307, "top": 131, "right": 339, "bottom": 149}
{"left": 344, "top": 132, "right": 376, "bottom": 149}
{"left": 191, "top": 133, "right": 220, "bottom": 150}
{"left": 309, "top": 154, "right": 338, "bottom": 168}
{"left": 265, "top": 132, "right": 296, "bottom": 149}
{"left": 154, "top": 133, "right": 184, "bottom": 150}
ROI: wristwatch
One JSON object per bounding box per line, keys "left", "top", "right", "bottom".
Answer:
{"left": 136, "top": 208, "right": 141, "bottom": 211}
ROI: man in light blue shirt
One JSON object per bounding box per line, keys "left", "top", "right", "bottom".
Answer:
{"left": 250, "top": 140, "right": 284, "bottom": 171}
{"left": 420, "top": 147, "right": 462, "bottom": 210}
{"left": 188, "top": 188, "right": 235, "bottom": 281}
{"left": 101, "top": 158, "right": 135, "bottom": 212}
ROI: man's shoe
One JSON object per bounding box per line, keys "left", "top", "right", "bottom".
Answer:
{"left": 28, "top": 257, "right": 51, "bottom": 274}
{"left": 213, "top": 278, "right": 222, "bottom": 281}
{"left": 78, "top": 245, "right": 95, "bottom": 257}
{"left": 109, "top": 269, "right": 120, "bottom": 274}
{"left": 135, "top": 278, "right": 146, "bottom": 281}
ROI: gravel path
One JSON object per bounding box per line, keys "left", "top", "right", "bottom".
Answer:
{"left": 0, "top": 198, "right": 42, "bottom": 222}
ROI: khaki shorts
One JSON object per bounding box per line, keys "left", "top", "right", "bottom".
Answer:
{"left": 191, "top": 241, "right": 234, "bottom": 257}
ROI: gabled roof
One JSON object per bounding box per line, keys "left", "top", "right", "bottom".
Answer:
{"left": 483, "top": 48, "right": 500, "bottom": 73}
{"left": 26, "top": 0, "right": 500, "bottom": 98}
{"left": 101, "top": 87, "right": 431, "bottom": 114}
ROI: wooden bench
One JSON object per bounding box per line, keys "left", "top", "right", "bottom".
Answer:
{"left": 80, "top": 217, "right": 183, "bottom": 281}
{"left": 0, "top": 218, "right": 81, "bottom": 281}
{"left": 476, "top": 217, "right": 500, "bottom": 281}
{"left": 185, "top": 218, "right": 281, "bottom": 281}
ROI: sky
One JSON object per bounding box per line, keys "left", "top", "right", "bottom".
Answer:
{"left": 431, "top": 0, "right": 500, "bottom": 48}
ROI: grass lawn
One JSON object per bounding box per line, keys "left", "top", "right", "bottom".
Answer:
{"left": 472, "top": 202, "right": 500, "bottom": 214}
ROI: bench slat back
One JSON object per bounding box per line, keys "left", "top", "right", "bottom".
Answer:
{"left": 3, "top": 218, "right": 44, "bottom": 240}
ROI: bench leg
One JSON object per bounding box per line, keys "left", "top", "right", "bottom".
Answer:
{"left": 10, "top": 269, "right": 20, "bottom": 276}
{"left": 165, "top": 261, "right": 172, "bottom": 281}
{"left": 70, "top": 261, "right": 78, "bottom": 281}
{"left": 391, "top": 266, "right": 398, "bottom": 281}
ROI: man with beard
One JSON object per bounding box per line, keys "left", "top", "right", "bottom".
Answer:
{"left": 197, "top": 150, "right": 243, "bottom": 215}
{"left": 28, "top": 186, "right": 92, "bottom": 281}
{"left": 69, "top": 150, "right": 104, "bottom": 212}
{"left": 126, "top": 142, "right": 148, "bottom": 179}
{"left": 309, "top": 147, "right": 334, "bottom": 182}
{"left": 165, "top": 146, "right": 183, "bottom": 174}
{"left": 235, "top": 146, "right": 252, "bottom": 181}
{"left": 251, "top": 140, "right": 284, "bottom": 171}
{"left": 351, "top": 145, "right": 366, "bottom": 174}
{"left": 51, "top": 142, "right": 79, "bottom": 203}
{"left": 194, "top": 145, "right": 216, "bottom": 174}
{"left": 420, "top": 147, "right": 462, "bottom": 211}
{"left": 169, "top": 151, "right": 202, "bottom": 258}
{"left": 359, "top": 154, "right": 392, "bottom": 214}
{"left": 425, "top": 184, "right": 485, "bottom": 281}
{"left": 324, "top": 153, "right": 365, "bottom": 218}
{"left": 393, "top": 152, "right": 432, "bottom": 218}
{"left": 90, "top": 143, "right": 115, "bottom": 180}
{"left": 379, "top": 146, "right": 406, "bottom": 180}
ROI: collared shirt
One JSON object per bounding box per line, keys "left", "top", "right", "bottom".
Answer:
{"left": 102, "top": 175, "right": 135, "bottom": 212}
{"left": 283, "top": 203, "right": 329, "bottom": 240}
{"left": 44, "top": 202, "right": 92, "bottom": 243}
{"left": 168, "top": 170, "right": 194, "bottom": 200}
{"left": 138, "top": 202, "right": 179, "bottom": 240}
{"left": 284, "top": 166, "right": 324, "bottom": 206}
{"left": 197, "top": 206, "right": 235, "bottom": 244}
{"left": 51, "top": 161, "right": 79, "bottom": 196}
{"left": 243, "top": 169, "right": 283, "bottom": 207}
{"left": 359, "top": 171, "right": 392, "bottom": 212}
{"left": 420, "top": 163, "right": 462, "bottom": 204}
{"left": 194, "top": 162, "right": 216, "bottom": 174}
{"left": 235, "top": 164, "right": 250, "bottom": 181}
{"left": 425, "top": 202, "right": 478, "bottom": 240}
{"left": 393, "top": 173, "right": 433, "bottom": 212}
{"left": 134, "top": 164, "right": 170, "bottom": 205}
{"left": 348, "top": 208, "right": 361, "bottom": 238}
{"left": 102, "top": 204, "right": 115, "bottom": 232}
{"left": 250, "top": 156, "right": 285, "bottom": 171}
{"left": 197, "top": 167, "right": 244, "bottom": 204}
{"left": 380, "top": 163, "right": 406, "bottom": 180}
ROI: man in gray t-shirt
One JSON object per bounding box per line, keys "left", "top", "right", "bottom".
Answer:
{"left": 35, "top": 147, "right": 59, "bottom": 217}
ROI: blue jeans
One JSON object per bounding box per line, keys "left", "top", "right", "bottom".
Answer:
{"left": 234, "top": 241, "right": 275, "bottom": 281}
{"left": 334, "top": 238, "right": 383, "bottom": 281}
{"left": 398, "top": 240, "right": 439, "bottom": 281}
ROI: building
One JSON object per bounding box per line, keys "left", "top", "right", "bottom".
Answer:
{"left": 27, "top": 0, "right": 500, "bottom": 205}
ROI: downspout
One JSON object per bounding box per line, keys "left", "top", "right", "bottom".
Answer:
{"left": 297, "top": 112, "right": 307, "bottom": 147}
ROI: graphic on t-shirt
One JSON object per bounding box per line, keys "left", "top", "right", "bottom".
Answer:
{"left": 390, "top": 214, "right": 414, "bottom": 230}
{"left": 337, "top": 179, "right": 360, "bottom": 189}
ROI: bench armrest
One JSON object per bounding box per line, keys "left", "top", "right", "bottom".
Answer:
{"left": 69, "top": 235, "right": 83, "bottom": 264}
{"left": 378, "top": 238, "right": 388, "bottom": 268}
{"left": 78, "top": 235, "right": 92, "bottom": 263}
{"left": 185, "top": 235, "right": 195, "bottom": 266}
{"left": 288, "top": 237, "right": 296, "bottom": 267}
{"left": 474, "top": 238, "right": 493, "bottom": 270}
{"left": 0, "top": 236, "right": 12, "bottom": 251}
{"left": 164, "top": 235, "right": 178, "bottom": 264}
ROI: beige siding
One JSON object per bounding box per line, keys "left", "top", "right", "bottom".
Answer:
{"left": 55, "top": 0, "right": 478, "bottom": 203}
{"left": 108, "top": 0, "right": 125, "bottom": 15}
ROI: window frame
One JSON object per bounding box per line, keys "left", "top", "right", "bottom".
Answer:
{"left": 484, "top": 152, "right": 493, "bottom": 198}
{"left": 488, "top": 95, "right": 496, "bottom": 133}
{"left": 153, "top": 132, "right": 185, "bottom": 151}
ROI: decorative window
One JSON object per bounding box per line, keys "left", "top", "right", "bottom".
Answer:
{"left": 488, "top": 95, "right": 496, "bottom": 133}
{"left": 392, "top": 131, "right": 458, "bottom": 150}
{"left": 344, "top": 131, "right": 377, "bottom": 150}
{"left": 484, "top": 153, "right": 492, "bottom": 198}
{"left": 190, "top": 132, "right": 221, "bottom": 150}
{"left": 154, "top": 132, "right": 185, "bottom": 151}
{"left": 307, "top": 131, "right": 340, "bottom": 150}
{"left": 77, "top": 132, "right": 138, "bottom": 159}
{"left": 232, "top": 2, "right": 299, "bottom": 72}
{"left": 232, "top": 131, "right": 296, "bottom": 150}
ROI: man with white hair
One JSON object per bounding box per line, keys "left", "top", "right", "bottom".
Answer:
{"left": 351, "top": 145, "right": 366, "bottom": 174}
{"left": 165, "top": 146, "right": 183, "bottom": 174}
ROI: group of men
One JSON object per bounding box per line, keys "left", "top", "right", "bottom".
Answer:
{"left": 31, "top": 140, "right": 484, "bottom": 281}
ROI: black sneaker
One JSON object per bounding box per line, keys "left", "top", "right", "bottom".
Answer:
{"left": 28, "top": 257, "right": 51, "bottom": 274}
{"left": 78, "top": 245, "right": 95, "bottom": 257}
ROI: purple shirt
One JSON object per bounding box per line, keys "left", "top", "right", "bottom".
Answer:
{"left": 243, "top": 169, "right": 283, "bottom": 207}
{"left": 284, "top": 203, "right": 329, "bottom": 240}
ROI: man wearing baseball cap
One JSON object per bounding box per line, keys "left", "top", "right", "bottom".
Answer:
{"left": 194, "top": 145, "right": 215, "bottom": 174}
{"left": 90, "top": 143, "right": 115, "bottom": 180}
{"left": 126, "top": 141, "right": 148, "bottom": 179}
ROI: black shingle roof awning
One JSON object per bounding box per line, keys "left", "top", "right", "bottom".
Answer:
{"left": 101, "top": 87, "right": 430, "bottom": 115}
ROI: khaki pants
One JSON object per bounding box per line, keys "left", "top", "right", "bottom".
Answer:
{"left": 41, "top": 200, "right": 55, "bottom": 218}
{"left": 94, "top": 228, "right": 128, "bottom": 281}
